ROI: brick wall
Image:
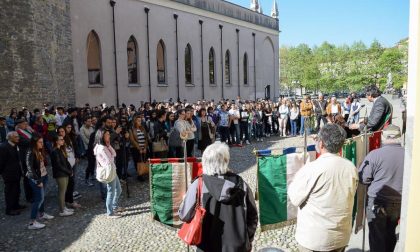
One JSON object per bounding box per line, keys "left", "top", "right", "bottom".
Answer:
{"left": 0, "top": 0, "right": 75, "bottom": 115}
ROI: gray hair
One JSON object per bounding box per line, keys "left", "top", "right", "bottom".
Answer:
{"left": 202, "top": 142, "right": 230, "bottom": 175}
{"left": 319, "top": 124, "right": 347, "bottom": 153}
{"left": 381, "top": 136, "right": 401, "bottom": 145}
{"left": 6, "top": 131, "right": 18, "bottom": 140}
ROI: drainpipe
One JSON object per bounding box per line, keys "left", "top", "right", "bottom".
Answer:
{"left": 236, "top": 28, "right": 240, "bottom": 98}
{"left": 199, "top": 20, "right": 204, "bottom": 100}
{"left": 174, "top": 14, "right": 180, "bottom": 102}
{"left": 144, "top": 7, "right": 151, "bottom": 103}
{"left": 253, "top": 32, "right": 256, "bottom": 100}
{"left": 219, "top": 24, "right": 224, "bottom": 100}
{"left": 110, "top": 0, "right": 119, "bottom": 107}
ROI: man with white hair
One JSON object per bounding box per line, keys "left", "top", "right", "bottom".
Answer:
{"left": 288, "top": 124, "right": 358, "bottom": 252}
{"left": 179, "top": 142, "right": 258, "bottom": 252}
{"left": 0, "top": 131, "right": 26, "bottom": 215}
{"left": 358, "top": 124, "right": 404, "bottom": 252}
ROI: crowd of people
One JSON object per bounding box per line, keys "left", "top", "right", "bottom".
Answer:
{"left": 0, "top": 91, "right": 365, "bottom": 226}
{"left": 178, "top": 85, "right": 402, "bottom": 252}
{"left": 0, "top": 84, "right": 402, "bottom": 251}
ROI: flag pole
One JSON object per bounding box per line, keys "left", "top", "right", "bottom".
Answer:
{"left": 183, "top": 139, "right": 188, "bottom": 192}
{"left": 254, "top": 148, "right": 259, "bottom": 200}
{"left": 303, "top": 117, "right": 308, "bottom": 164}
{"left": 361, "top": 112, "right": 369, "bottom": 252}
{"left": 183, "top": 139, "right": 190, "bottom": 252}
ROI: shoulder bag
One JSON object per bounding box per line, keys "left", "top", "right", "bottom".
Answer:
{"left": 178, "top": 177, "right": 206, "bottom": 245}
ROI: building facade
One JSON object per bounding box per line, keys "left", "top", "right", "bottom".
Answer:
{"left": 71, "top": 0, "right": 279, "bottom": 106}
{"left": 0, "top": 0, "right": 279, "bottom": 111}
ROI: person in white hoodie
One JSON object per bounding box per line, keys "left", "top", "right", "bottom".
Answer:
{"left": 94, "top": 129, "right": 123, "bottom": 219}
{"left": 278, "top": 99, "right": 290, "bottom": 137}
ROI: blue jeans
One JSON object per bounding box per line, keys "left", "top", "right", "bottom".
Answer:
{"left": 300, "top": 116, "right": 311, "bottom": 135}
{"left": 29, "top": 175, "right": 48, "bottom": 220}
{"left": 105, "top": 177, "right": 122, "bottom": 215}
{"left": 291, "top": 119, "right": 298, "bottom": 136}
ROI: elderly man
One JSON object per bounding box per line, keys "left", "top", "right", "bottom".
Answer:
{"left": 288, "top": 124, "right": 358, "bottom": 252}
{"left": 358, "top": 125, "right": 404, "bottom": 252}
{"left": 0, "top": 132, "right": 25, "bottom": 215}
{"left": 15, "top": 118, "right": 34, "bottom": 202}
{"left": 350, "top": 85, "right": 392, "bottom": 132}
{"left": 313, "top": 94, "right": 328, "bottom": 132}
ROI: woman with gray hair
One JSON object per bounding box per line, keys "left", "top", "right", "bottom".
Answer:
{"left": 179, "top": 142, "right": 258, "bottom": 252}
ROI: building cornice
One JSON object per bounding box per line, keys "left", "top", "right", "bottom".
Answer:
{"left": 139, "top": 0, "right": 280, "bottom": 35}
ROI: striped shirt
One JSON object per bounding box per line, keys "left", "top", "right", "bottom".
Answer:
{"left": 136, "top": 129, "right": 146, "bottom": 147}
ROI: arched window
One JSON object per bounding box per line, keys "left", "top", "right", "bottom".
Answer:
{"left": 127, "top": 36, "right": 138, "bottom": 84}
{"left": 209, "top": 47, "right": 215, "bottom": 85}
{"left": 185, "top": 44, "right": 193, "bottom": 84}
{"left": 243, "top": 52, "right": 248, "bottom": 85}
{"left": 225, "top": 50, "right": 231, "bottom": 84}
{"left": 87, "top": 30, "right": 102, "bottom": 85}
{"left": 157, "top": 39, "right": 166, "bottom": 84}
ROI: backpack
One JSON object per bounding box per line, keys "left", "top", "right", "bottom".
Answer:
{"left": 168, "top": 126, "right": 183, "bottom": 147}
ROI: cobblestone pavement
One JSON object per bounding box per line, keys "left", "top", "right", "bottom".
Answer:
{"left": 0, "top": 135, "right": 313, "bottom": 252}
{"left": 0, "top": 96, "right": 405, "bottom": 252}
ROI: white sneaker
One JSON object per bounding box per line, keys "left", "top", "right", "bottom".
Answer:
{"left": 107, "top": 214, "right": 122, "bottom": 219}
{"left": 64, "top": 207, "right": 74, "bottom": 213}
{"left": 40, "top": 213, "right": 54, "bottom": 220}
{"left": 246, "top": 140, "right": 250, "bottom": 145}
{"left": 59, "top": 210, "right": 74, "bottom": 217}
{"left": 28, "top": 221, "right": 45, "bottom": 230}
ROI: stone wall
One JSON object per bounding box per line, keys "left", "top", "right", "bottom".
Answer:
{"left": 0, "top": 0, "right": 75, "bottom": 114}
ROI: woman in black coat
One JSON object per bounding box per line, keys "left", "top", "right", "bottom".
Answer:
{"left": 26, "top": 133, "right": 54, "bottom": 230}
{"left": 50, "top": 135, "right": 74, "bottom": 217}
{"left": 179, "top": 143, "right": 258, "bottom": 252}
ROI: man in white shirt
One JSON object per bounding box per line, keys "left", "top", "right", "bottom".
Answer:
{"left": 288, "top": 124, "right": 358, "bottom": 252}
{"left": 228, "top": 104, "right": 241, "bottom": 146}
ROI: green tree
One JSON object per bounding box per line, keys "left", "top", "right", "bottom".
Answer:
{"left": 378, "top": 47, "right": 406, "bottom": 90}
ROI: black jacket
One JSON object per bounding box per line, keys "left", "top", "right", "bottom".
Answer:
{"left": 50, "top": 148, "right": 72, "bottom": 178}
{"left": 153, "top": 120, "right": 168, "bottom": 142}
{"left": 25, "top": 150, "right": 43, "bottom": 185}
{"left": 179, "top": 173, "right": 258, "bottom": 252}
{"left": 0, "top": 142, "right": 22, "bottom": 182}
{"left": 364, "top": 96, "right": 393, "bottom": 132}
{"left": 313, "top": 99, "right": 327, "bottom": 115}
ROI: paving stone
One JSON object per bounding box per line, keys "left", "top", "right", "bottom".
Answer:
{"left": 0, "top": 135, "right": 314, "bottom": 252}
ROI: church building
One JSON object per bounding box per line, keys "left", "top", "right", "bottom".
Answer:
{"left": 0, "top": 0, "right": 279, "bottom": 110}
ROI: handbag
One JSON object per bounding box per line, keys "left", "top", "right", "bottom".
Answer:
{"left": 152, "top": 139, "right": 168, "bottom": 152}
{"left": 136, "top": 162, "right": 149, "bottom": 176}
{"left": 136, "top": 152, "right": 149, "bottom": 176}
{"left": 178, "top": 177, "right": 206, "bottom": 245}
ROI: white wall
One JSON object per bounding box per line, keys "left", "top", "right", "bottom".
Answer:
{"left": 70, "top": 0, "right": 279, "bottom": 107}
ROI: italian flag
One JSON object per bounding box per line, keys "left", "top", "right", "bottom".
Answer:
{"left": 149, "top": 158, "right": 202, "bottom": 227}
{"left": 150, "top": 161, "right": 190, "bottom": 227}
{"left": 257, "top": 152, "right": 307, "bottom": 231}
